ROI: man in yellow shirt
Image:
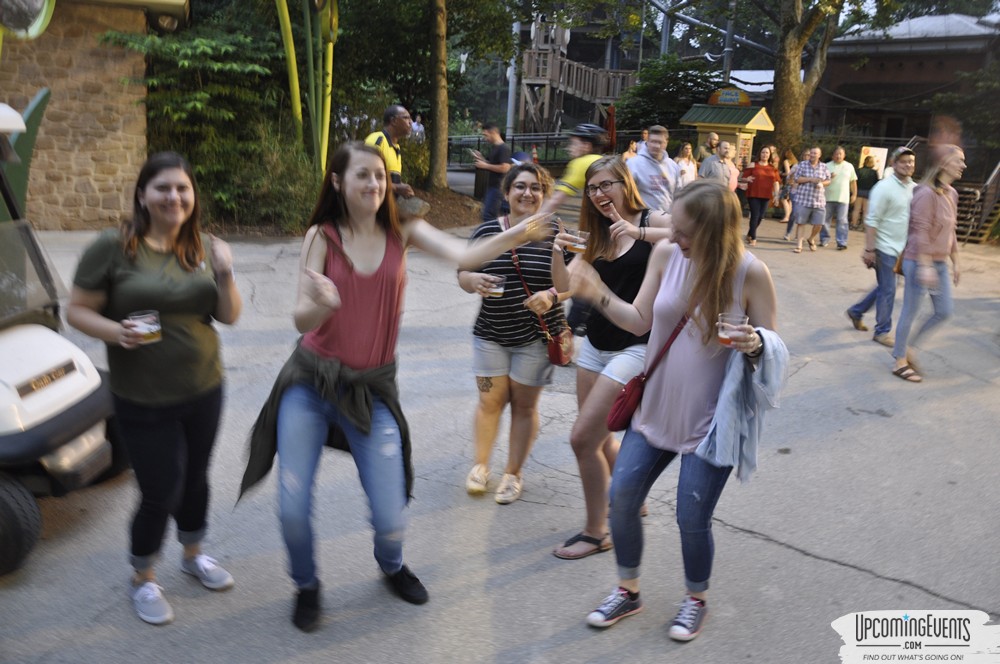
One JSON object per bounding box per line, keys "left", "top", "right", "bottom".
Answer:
{"left": 539, "top": 123, "right": 608, "bottom": 217}
{"left": 365, "top": 105, "right": 415, "bottom": 199}
{"left": 539, "top": 123, "right": 608, "bottom": 335}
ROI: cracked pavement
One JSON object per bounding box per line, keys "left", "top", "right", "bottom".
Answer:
{"left": 1, "top": 216, "right": 998, "bottom": 663}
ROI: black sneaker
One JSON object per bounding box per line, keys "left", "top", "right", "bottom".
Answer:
{"left": 668, "top": 595, "right": 707, "bottom": 641}
{"left": 292, "top": 582, "right": 321, "bottom": 632}
{"left": 586, "top": 587, "right": 643, "bottom": 627}
{"left": 385, "top": 565, "right": 429, "bottom": 605}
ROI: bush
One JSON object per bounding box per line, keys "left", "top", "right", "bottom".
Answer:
{"left": 100, "top": 1, "right": 336, "bottom": 231}
{"left": 401, "top": 139, "right": 429, "bottom": 188}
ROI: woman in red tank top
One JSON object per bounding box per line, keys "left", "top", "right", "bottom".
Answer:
{"left": 244, "top": 143, "right": 552, "bottom": 632}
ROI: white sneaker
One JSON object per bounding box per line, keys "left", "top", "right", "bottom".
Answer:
{"left": 181, "top": 554, "right": 235, "bottom": 590}
{"left": 465, "top": 464, "right": 489, "bottom": 495}
{"left": 494, "top": 473, "right": 522, "bottom": 504}
{"left": 131, "top": 581, "right": 174, "bottom": 625}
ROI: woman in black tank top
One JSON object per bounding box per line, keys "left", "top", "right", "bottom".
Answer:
{"left": 552, "top": 156, "right": 671, "bottom": 560}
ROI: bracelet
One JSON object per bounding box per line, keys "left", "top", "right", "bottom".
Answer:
{"left": 548, "top": 287, "right": 559, "bottom": 306}
{"left": 638, "top": 226, "right": 646, "bottom": 242}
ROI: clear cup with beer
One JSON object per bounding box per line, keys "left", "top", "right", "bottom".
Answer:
{"left": 128, "top": 310, "right": 162, "bottom": 344}
{"left": 716, "top": 313, "right": 749, "bottom": 347}
{"left": 485, "top": 275, "right": 506, "bottom": 298}
{"left": 566, "top": 230, "right": 590, "bottom": 254}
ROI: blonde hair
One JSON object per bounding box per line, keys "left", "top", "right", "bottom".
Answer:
{"left": 672, "top": 180, "right": 744, "bottom": 345}
{"left": 920, "top": 144, "right": 964, "bottom": 192}
{"left": 579, "top": 155, "right": 646, "bottom": 262}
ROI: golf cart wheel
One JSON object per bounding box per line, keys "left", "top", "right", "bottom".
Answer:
{"left": 0, "top": 472, "right": 42, "bottom": 576}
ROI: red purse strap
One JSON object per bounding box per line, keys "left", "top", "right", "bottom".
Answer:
{"left": 644, "top": 315, "right": 689, "bottom": 378}
{"left": 507, "top": 217, "right": 554, "bottom": 340}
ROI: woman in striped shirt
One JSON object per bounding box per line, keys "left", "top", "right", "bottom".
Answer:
{"left": 458, "top": 163, "right": 570, "bottom": 504}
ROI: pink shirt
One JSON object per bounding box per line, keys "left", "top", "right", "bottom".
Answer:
{"left": 632, "top": 250, "right": 754, "bottom": 453}
{"left": 902, "top": 184, "right": 958, "bottom": 262}
{"left": 302, "top": 224, "right": 407, "bottom": 370}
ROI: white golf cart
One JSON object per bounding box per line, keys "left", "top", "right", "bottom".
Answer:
{"left": 0, "top": 101, "right": 122, "bottom": 576}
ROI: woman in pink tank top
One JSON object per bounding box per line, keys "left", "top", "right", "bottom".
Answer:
{"left": 246, "top": 143, "right": 552, "bottom": 632}
{"left": 568, "top": 180, "right": 780, "bottom": 641}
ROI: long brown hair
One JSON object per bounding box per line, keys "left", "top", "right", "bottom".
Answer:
{"left": 306, "top": 142, "right": 402, "bottom": 239}
{"left": 122, "top": 152, "right": 204, "bottom": 271}
{"left": 579, "top": 155, "right": 646, "bottom": 262}
{"left": 673, "top": 180, "right": 744, "bottom": 345}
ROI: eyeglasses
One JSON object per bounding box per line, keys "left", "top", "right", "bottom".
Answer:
{"left": 585, "top": 180, "right": 624, "bottom": 196}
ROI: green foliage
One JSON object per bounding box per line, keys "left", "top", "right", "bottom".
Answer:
{"left": 615, "top": 55, "right": 722, "bottom": 130}
{"left": 451, "top": 58, "right": 510, "bottom": 129}
{"left": 929, "top": 62, "right": 1000, "bottom": 149}
{"left": 330, "top": 80, "right": 398, "bottom": 144}
{"left": 101, "top": 7, "right": 296, "bottom": 228}
{"left": 400, "top": 138, "right": 430, "bottom": 186}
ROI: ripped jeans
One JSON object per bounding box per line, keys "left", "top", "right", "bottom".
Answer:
{"left": 276, "top": 383, "right": 408, "bottom": 589}
{"left": 609, "top": 428, "right": 732, "bottom": 592}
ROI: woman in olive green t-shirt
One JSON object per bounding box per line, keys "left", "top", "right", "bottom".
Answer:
{"left": 67, "top": 152, "right": 241, "bottom": 626}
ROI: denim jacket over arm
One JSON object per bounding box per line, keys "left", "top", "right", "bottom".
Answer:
{"left": 695, "top": 328, "right": 789, "bottom": 482}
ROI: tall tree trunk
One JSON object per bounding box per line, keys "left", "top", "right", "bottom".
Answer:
{"left": 771, "top": 0, "right": 844, "bottom": 152}
{"left": 428, "top": 0, "right": 449, "bottom": 190}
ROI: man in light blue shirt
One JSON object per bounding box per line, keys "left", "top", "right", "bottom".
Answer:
{"left": 846, "top": 147, "right": 917, "bottom": 346}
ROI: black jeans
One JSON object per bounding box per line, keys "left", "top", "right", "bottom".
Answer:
{"left": 114, "top": 386, "right": 223, "bottom": 571}
{"left": 747, "top": 197, "right": 769, "bottom": 240}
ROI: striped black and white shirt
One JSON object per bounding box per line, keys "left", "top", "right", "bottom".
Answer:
{"left": 469, "top": 218, "right": 569, "bottom": 347}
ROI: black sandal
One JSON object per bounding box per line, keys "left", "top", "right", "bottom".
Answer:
{"left": 553, "top": 532, "right": 612, "bottom": 560}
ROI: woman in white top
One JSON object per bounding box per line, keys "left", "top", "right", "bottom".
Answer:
{"left": 568, "top": 180, "right": 779, "bottom": 642}
{"left": 674, "top": 142, "right": 698, "bottom": 189}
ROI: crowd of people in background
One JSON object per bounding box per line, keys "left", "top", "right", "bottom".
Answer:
{"left": 67, "top": 104, "right": 964, "bottom": 642}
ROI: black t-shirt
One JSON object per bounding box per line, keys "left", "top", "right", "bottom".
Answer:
{"left": 486, "top": 142, "right": 512, "bottom": 188}
{"left": 587, "top": 211, "right": 652, "bottom": 351}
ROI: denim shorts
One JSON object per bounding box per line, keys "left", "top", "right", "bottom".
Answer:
{"left": 472, "top": 336, "right": 554, "bottom": 387}
{"left": 575, "top": 336, "right": 647, "bottom": 385}
{"left": 795, "top": 205, "right": 825, "bottom": 226}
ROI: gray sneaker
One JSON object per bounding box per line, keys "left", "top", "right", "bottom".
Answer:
{"left": 669, "top": 595, "right": 707, "bottom": 641}
{"left": 181, "top": 554, "right": 235, "bottom": 590}
{"left": 131, "top": 581, "right": 174, "bottom": 625}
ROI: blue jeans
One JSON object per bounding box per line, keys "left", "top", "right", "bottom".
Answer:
{"left": 825, "top": 201, "right": 848, "bottom": 246}
{"left": 892, "top": 259, "right": 953, "bottom": 361}
{"left": 747, "top": 197, "right": 769, "bottom": 241}
{"left": 482, "top": 186, "right": 503, "bottom": 222}
{"left": 609, "top": 428, "right": 732, "bottom": 592}
{"left": 848, "top": 249, "right": 899, "bottom": 337}
{"left": 276, "top": 383, "right": 408, "bottom": 589}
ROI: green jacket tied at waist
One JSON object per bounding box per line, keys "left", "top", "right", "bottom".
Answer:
{"left": 239, "top": 341, "right": 414, "bottom": 501}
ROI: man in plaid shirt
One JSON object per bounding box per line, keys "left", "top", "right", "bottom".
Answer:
{"left": 790, "top": 146, "right": 832, "bottom": 253}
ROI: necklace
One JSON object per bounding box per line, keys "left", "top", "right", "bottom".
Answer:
{"left": 143, "top": 236, "right": 174, "bottom": 253}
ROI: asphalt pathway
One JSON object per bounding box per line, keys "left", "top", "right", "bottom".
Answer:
{"left": 1, "top": 193, "right": 998, "bottom": 663}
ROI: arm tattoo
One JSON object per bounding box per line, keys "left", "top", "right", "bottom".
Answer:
{"left": 476, "top": 376, "right": 494, "bottom": 393}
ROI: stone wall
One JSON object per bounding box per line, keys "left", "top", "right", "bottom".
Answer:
{"left": 0, "top": 4, "right": 147, "bottom": 230}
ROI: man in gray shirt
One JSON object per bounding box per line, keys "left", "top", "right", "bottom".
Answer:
{"left": 699, "top": 140, "right": 737, "bottom": 189}
{"left": 626, "top": 125, "right": 680, "bottom": 213}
